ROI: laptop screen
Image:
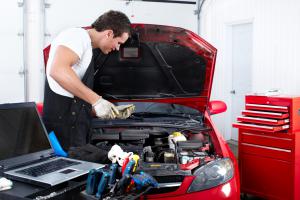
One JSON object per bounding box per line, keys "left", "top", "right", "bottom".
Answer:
{"left": 0, "top": 102, "right": 51, "bottom": 161}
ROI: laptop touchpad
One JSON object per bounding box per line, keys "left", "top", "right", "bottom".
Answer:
{"left": 59, "top": 169, "right": 76, "bottom": 174}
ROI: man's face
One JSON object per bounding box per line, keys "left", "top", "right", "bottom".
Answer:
{"left": 99, "top": 31, "right": 129, "bottom": 54}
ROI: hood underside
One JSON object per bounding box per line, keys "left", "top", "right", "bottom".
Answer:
{"left": 93, "top": 24, "right": 217, "bottom": 111}
{"left": 43, "top": 24, "right": 217, "bottom": 112}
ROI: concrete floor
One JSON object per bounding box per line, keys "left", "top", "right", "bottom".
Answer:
{"left": 227, "top": 140, "right": 238, "bottom": 159}
{"left": 227, "top": 140, "right": 265, "bottom": 200}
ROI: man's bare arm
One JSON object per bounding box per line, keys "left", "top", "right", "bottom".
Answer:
{"left": 49, "top": 45, "right": 100, "bottom": 105}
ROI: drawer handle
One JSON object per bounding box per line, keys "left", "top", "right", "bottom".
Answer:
{"left": 241, "top": 143, "right": 291, "bottom": 153}
{"left": 242, "top": 132, "right": 292, "bottom": 141}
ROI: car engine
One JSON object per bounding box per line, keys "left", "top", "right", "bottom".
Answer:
{"left": 91, "top": 126, "right": 216, "bottom": 185}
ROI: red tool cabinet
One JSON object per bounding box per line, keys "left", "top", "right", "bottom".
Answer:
{"left": 233, "top": 95, "right": 300, "bottom": 200}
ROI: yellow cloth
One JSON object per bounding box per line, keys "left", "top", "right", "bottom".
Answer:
{"left": 115, "top": 104, "right": 135, "bottom": 119}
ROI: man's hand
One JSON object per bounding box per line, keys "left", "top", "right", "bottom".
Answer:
{"left": 92, "top": 98, "right": 119, "bottom": 119}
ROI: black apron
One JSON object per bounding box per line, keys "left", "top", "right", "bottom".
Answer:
{"left": 43, "top": 50, "right": 98, "bottom": 151}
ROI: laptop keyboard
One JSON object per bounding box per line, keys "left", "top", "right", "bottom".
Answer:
{"left": 16, "top": 159, "right": 81, "bottom": 177}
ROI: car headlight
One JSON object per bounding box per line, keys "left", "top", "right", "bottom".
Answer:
{"left": 187, "top": 158, "right": 234, "bottom": 193}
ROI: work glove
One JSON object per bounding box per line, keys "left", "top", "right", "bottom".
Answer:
{"left": 92, "top": 98, "right": 119, "bottom": 119}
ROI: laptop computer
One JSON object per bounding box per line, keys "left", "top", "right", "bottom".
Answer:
{"left": 0, "top": 102, "right": 104, "bottom": 188}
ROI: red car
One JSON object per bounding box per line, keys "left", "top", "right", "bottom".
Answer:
{"left": 44, "top": 24, "right": 240, "bottom": 199}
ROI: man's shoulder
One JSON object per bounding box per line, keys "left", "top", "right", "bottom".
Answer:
{"left": 58, "top": 27, "right": 89, "bottom": 39}
{"left": 53, "top": 27, "right": 91, "bottom": 49}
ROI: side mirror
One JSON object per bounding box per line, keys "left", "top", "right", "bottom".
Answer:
{"left": 208, "top": 100, "right": 227, "bottom": 115}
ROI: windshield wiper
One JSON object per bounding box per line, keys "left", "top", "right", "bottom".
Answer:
{"left": 130, "top": 112, "right": 198, "bottom": 120}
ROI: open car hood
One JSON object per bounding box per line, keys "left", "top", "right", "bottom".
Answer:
{"left": 43, "top": 24, "right": 217, "bottom": 112}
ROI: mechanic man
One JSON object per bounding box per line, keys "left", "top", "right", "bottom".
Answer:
{"left": 43, "top": 10, "right": 131, "bottom": 150}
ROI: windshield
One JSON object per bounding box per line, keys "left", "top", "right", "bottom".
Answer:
{"left": 115, "top": 102, "right": 200, "bottom": 115}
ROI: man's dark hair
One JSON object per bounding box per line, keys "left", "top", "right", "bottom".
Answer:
{"left": 92, "top": 10, "right": 131, "bottom": 37}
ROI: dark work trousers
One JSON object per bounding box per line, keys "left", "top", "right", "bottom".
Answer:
{"left": 43, "top": 52, "right": 96, "bottom": 151}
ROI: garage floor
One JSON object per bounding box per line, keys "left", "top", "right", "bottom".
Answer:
{"left": 227, "top": 140, "right": 265, "bottom": 200}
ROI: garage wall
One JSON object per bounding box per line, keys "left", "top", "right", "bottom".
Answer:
{"left": 200, "top": 0, "right": 300, "bottom": 140}
{"left": 45, "top": 0, "right": 198, "bottom": 45}
{"left": 0, "top": 1, "right": 24, "bottom": 103}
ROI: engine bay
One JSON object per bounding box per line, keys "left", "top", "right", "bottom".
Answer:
{"left": 91, "top": 126, "right": 217, "bottom": 182}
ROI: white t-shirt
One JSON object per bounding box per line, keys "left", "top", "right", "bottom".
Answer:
{"left": 46, "top": 28, "right": 92, "bottom": 98}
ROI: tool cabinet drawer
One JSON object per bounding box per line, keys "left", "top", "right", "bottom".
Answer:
{"left": 233, "top": 122, "right": 289, "bottom": 132}
{"left": 239, "top": 131, "right": 293, "bottom": 150}
{"left": 241, "top": 110, "right": 289, "bottom": 119}
{"left": 236, "top": 116, "right": 289, "bottom": 126}
{"left": 240, "top": 154, "right": 293, "bottom": 200}
{"left": 240, "top": 142, "right": 292, "bottom": 161}
{"left": 245, "top": 103, "right": 289, "bottom": 113}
